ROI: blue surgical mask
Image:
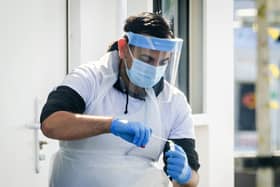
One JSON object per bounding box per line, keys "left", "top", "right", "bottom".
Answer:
{"left": 124, "top": 58, "right": 167, "bottom": 88}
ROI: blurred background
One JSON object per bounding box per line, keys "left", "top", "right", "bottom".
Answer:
{"left": 234, "top": 0, "right": 280, "bottom": 186}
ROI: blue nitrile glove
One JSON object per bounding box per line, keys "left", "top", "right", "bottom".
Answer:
{"left": 165, "top": 144, "right": 192, "bottom": 184}
{"left": 110, "top": 119, "right": 152, "bottom": 147}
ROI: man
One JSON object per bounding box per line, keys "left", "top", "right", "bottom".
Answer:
{"left": 40, "top": 12, "right": 200, "bottom": 187}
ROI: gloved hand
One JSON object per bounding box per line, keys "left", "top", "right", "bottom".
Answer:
{"left": 110, "top": 119, "right": 152, "bottom": 147}
{"left": 165, "top": 143, "right": 192, "bottom": 184}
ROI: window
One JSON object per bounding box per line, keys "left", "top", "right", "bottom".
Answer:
{"left": 154, "top": 0, "right": 204, "bottom": 113}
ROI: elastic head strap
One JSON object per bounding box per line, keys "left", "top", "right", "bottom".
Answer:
{"left": 118, "top": 38, "right": 127, "bottom": 59}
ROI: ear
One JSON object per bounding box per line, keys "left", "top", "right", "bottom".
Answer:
{"left": 118, "top": 38, "right": 126, "bottom": 59}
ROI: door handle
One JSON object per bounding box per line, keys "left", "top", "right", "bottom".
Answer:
{"left": 27, "top": 123, "right": 46, "bottom": 173}
{"left": 39, "top": 140, "right": 48, "bottom": 150}
{"left": 26, "top": 98, "right": 47, "bottom": 174}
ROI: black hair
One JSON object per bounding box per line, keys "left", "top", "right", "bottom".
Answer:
{"left": 107, "top": 12, "right": 173, "bottom": 52}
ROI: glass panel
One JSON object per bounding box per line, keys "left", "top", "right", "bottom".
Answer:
{"left": 160, "top": 0, "right": 190, "bottom": 104}
{"left": 158, "top": 0, "right": 204, "bottom": 113}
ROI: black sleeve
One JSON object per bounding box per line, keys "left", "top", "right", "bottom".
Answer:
{"left": 40, "top": 86, "right": 86, "bottom": 123}
{"left": 163, "top": 138, "right": 200, "bottom": 174}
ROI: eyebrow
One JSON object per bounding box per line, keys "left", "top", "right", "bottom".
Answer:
{"left": 139, "top": 54, "right": 170, "bottom": 63}
{"left": 139, "top": 54, "right": 154, "bottom": 61}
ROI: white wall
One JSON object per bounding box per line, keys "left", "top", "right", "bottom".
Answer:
{"left": 68, "top": 0, "right": 119, "bottom": 71}
{"left": 127, "top": 0, "right": 153, "bottom": 17}
{"left": 80, "top": 0, "right": 118, "bottom": 63}
{"left": 204, "top": 0, "right": 234, "bottom": 187}
{"left": 68, "top": 0, "right": 153, "bottom": 71}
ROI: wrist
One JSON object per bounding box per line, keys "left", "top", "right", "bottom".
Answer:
{"left": 103, "top": 117, "right": 113, "bottom": 133}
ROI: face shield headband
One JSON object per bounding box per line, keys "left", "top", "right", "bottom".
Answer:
{"left": 126, "top": 32, "right": 183, "bottom": 52}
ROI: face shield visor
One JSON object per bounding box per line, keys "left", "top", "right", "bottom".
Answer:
{"left": 125, "top": 32, "right": 183, "bottom": 89}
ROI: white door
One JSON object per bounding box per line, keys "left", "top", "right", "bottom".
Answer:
{"left": 0, "top": 0, "right": 66, "bottom": 186}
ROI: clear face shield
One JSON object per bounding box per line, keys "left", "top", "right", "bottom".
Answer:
{"left": 124, "top": 32, "right": 183, "bottom": 90}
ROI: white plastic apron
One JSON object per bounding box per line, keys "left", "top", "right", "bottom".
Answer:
{"left": 49, "top": 53, "right": 170, "bottom": 187}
